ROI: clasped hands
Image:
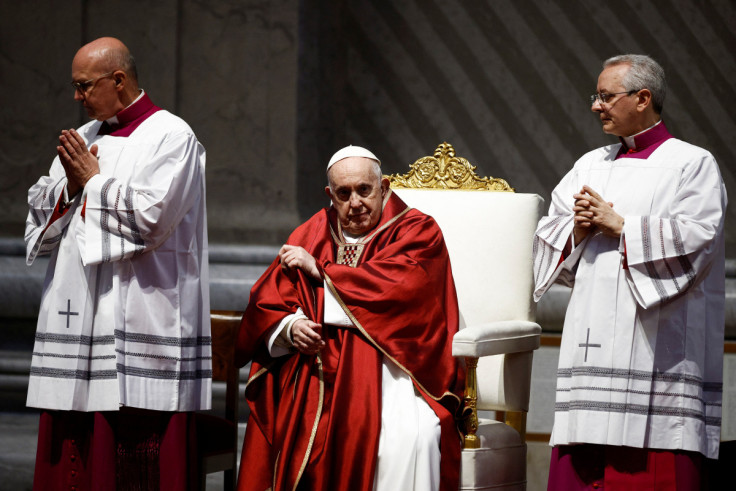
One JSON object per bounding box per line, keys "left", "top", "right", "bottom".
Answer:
{"left": 278, "top": 244, "right": 325, "bottom": 354}
{"left": 573, "top": 185, "right": 624, "bottom": 245}
{"left": 57, "top": 129, "right": 100, "bottom": 197}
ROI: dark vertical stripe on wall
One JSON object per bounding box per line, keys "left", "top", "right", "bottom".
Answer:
{"left": 80, "top": 0, "right": 88, "bottom": 46}
{"left": 77, "top": 0, "right": 90, "bottom": 128}
{"left": 174, "top": 0, "right": 183, "bottom": 115}
{"left": 341, "top": 12, "right": 442, "bottom": 153}
{"left": 344, "top": 85, "right": 396, "bottom": 167}
{"left": 297, "top": 0, "right": 349, "bottom": 218}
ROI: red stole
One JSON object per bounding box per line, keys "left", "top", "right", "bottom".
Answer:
{"left": 236, "top": 192, "right": 463, "bottom": 491}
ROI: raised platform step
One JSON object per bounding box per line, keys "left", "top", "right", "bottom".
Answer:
{"left": 3, "top": 238, "right": 736, "bottom": 336}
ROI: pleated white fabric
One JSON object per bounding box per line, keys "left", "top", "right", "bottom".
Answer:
{"left": 533, "top": 138, "right": 726, "bottom": 458}
{"left": 25, "top": 110, "right": 211, "bottom": 412}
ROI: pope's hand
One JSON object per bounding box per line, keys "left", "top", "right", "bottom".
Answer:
{"left": 279, "top": 245, "right": 321, "bottom": 281}
{"left": 57, "top": 129, "right": 100, "bottom": 197}
{"left": 291, "top": 319, "right": 325, "bottom": 354}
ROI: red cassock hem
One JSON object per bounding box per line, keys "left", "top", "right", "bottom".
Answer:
{"left": 548, "top": 444, "right": 704, "bottom": 490}
{"left": 33, "top": 408, "right": 198, "bottom": 491}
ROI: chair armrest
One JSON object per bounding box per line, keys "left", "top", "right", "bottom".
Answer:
{"left": 452, "top": 320, "right": 541, "bottom": 358}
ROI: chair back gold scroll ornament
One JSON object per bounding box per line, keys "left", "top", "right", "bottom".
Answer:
{"left": 388, "top": 143, "right": 542, "bottom": 490}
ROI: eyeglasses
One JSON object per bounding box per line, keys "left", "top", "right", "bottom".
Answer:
{"left": 590, "top": 90, "right": 639, "bottom": 106}
{"left": 71, "top": 71, "right": 115, "bottom": 94}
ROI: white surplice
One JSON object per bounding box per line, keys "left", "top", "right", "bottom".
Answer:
{"left": 25, "top": 110, "right": 211, "bottom": 412}
{"left": 533, "top": 138, "right": 726, "bottom": 459}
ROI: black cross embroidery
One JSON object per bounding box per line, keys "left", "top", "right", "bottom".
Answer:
{"left": 58, "top": 299, "right": 79, "bottom": 329}
{"left": 578, "top": 328, "right": 601, "bottom": 362}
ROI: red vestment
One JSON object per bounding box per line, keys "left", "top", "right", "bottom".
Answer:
{"left": 236, "top": 191, "right": 464, "bottom": 491}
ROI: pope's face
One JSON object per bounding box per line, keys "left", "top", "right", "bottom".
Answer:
{"left": 591, "top": 64, "right": 640, "bottom": 137}
{"left": 326, "top": 157, "right": 388, "bottom": 236}
{"left": 71, "top": 53, "right": 121, "bottom": 121}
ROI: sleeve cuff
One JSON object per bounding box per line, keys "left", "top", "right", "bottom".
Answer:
{"left": 266, "top": 308, "right": 306, "bottom": 357}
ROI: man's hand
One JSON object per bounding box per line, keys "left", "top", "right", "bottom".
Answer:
{"left": 57, "top": 129, "right": 100, "bottom": 197}
{"left": 279, "top": 245, "right": 321, "bottom": 281}
{"left": 572, "top": 187, "right": 595, "bottom": 245}
{"left": 291, "top": 319, "right": 325, "bottom": 354}
{"left": 572, "top": 185, "right": 624, "bottom": 242}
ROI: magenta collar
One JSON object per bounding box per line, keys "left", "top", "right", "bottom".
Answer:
{"left": 615, "top": 121, "right": 673, "bottom": 160}
{"left": 97, "top": 93, "right": 162, "bottom": 137}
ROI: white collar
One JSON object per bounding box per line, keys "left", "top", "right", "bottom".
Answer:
{"left": 622, "top": 119, "right": 661, "bottom": 149}
{"left": 342, "top": 230, "right": 365, "bottom": 244}
{"left": 105, "top": 89, "right": 146, "bottom": 125}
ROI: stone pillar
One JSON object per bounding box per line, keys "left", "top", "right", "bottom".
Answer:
{"left": 1, "top": 0, "right": 301, "bottom": 245}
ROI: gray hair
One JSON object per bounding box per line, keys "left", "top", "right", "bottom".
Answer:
{"left": 327, "top": 159, "right": 382, "bottom": 191}
{"left": 100, "top": 48, "right": 138, "bottom": 83}
{"left": 603, "top": 54, "right": 666, "bottom": 114}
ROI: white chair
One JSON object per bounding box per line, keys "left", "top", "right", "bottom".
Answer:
{"left": 389, "top": 142, "right": 543, "bottom": 490}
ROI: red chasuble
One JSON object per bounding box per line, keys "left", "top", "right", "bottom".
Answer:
{"left": 236, "top": 191, "right": 464, "bottom": 491}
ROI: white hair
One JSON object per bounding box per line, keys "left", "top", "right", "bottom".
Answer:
{"left": 327, "top": 159, "right": 382, "bottom": 191}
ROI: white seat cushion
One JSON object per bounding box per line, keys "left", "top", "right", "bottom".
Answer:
{"left": 460, "top": 419, "right": 526, "bottom": 490}
{"left": 452, "top": 320, "right": 541, "bottom": 358}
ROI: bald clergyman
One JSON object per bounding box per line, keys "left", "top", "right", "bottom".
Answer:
{"left": 25, "top": 37, "right": 210, "bottom": 490}
{"left": 235, "top": 146, "right": 464, "bottom": 491}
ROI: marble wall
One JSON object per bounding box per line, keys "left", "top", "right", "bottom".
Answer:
{"left": 2, "top": 0, "right": 736, "bottom": 254}
{"left": 297, "top": 0, "right": 736, "bottom": 255}
{"left": 0, "top": 0, "right": 301, "bottom": 244}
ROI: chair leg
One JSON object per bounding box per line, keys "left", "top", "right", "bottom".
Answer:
{"left": 463, "top": 357, "right": 480, "bottom": 449}
{"left": 200, "top": 466, "right": 207, "bottom": 491}
{"left": 505, "top": 411, "right": 527, "bottom": 440}
{"left": 224, "top": 468, "right": 235, "bottom": 491}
